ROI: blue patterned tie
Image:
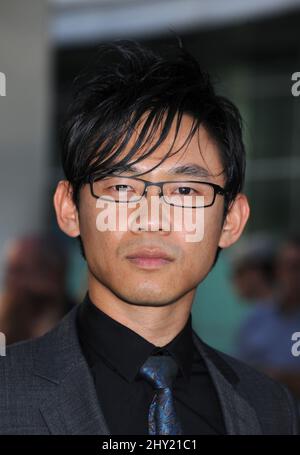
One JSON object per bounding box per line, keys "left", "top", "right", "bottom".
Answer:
{"left": 139, "top": 354, "right": 183, "bottom": 435}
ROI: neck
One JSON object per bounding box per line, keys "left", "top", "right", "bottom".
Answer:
{"left": 87, "top": 273, "right": 194, "bottom": 347}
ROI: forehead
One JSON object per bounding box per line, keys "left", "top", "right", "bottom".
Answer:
{"left": 117, "top": 112, "right": 225, "bottom": 182}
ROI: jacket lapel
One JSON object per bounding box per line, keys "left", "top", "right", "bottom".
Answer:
{"left": 33, "top": 305, "right": 111, "bottom": 435}
{"left": 32, "top": 302, "right": 263, "bottom": 435}
{"left": 192, "top": 330, "right": 263, "bottom": 435}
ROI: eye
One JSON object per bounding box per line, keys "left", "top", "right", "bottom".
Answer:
{"left": 174, "top": 186, "right": 197, "bottom": 195}
{"left": 108, "top": 184, "right": 134, "bottom": 192}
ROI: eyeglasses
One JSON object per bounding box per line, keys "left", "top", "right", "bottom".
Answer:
{"left": 87, "top": 174, "right": 227, "bottom": 208}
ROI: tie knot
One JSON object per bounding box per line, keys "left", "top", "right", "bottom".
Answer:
{"left": 139, "top": 354, "right": 179, "bottom": 389}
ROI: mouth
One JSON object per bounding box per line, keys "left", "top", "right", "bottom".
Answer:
{"left": 126, "top": 248, "right": 174, "bottom": 269}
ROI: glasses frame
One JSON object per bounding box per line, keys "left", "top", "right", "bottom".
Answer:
{"left": 87, "top": 173, "right": 227, "bottom": 208}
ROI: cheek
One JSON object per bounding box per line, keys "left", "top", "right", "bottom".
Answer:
{"left": 182, "top": 203, "right": 223, "bottom": 241}
{"left": 79, "top": 200, "right": 122, "bottom": 267}
{"left": 84, "top": 230, "right": 128, "bottom": 284}
{"left": 173, "top": 208, "right": 223, "bottom": 271}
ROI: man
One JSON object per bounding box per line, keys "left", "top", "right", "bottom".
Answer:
{"left": 0, "top": 40, "right": 298, "bottom": 435}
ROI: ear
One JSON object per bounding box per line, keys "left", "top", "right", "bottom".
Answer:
{"left": 53, "top": 180, "right": 80, "bottom": 238}
{"left": 218, "top": 193, "right": 250, "bottom": 249}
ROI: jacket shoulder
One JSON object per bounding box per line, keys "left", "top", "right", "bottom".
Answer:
{"left": 0, "top": 330, "right": 51, "bottom": 394}
{"left": 0, "top": 309, "right": 79, "bottom": 434}
{"left": 0, "top": 305, "right": 79, "bottom": 377}
{"left": 209, "top": 345, "right": 300, "bottom": 434}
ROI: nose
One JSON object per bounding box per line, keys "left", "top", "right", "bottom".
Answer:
{"left": 143, "top": 184, "right": 162, "bottom": 200}
{"left": 129, "top": 184, "right": 170, "bottom": 233}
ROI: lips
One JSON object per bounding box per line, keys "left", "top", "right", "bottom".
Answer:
{"left": 126, "top": 248, "right": 174, "bottom": 261}
{"left": 126, "top": 248, "right": 174, "bottom": 269}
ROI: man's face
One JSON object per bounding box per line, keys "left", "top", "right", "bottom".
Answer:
{"left": 76, "top": 114, "right": 229, "bottom": 307}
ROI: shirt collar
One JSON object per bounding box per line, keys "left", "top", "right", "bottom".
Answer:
{"left": 77, "top": 292, "right": 194, "bottom": 383}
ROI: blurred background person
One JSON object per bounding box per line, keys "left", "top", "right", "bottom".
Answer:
{"left": 0, "top": 232, "right": 77, "bottom": 345}
{"left": 232, "top": 235, "right": 276, "bottom": 304}
{"left": 234, "top": 235, "right": 300, "bottom": 401}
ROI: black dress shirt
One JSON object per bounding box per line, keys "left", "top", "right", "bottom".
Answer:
{"left": 76, "top": 292, "right": 226, "bottom": 435}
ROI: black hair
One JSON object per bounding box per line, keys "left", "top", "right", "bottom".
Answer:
{"left": 60, "top": 39, "right": 246, "bottom": 266}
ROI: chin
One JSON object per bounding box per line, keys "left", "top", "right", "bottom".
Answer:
{"left": 126, "top": 299, "right": 176, "bottom": 308}
{"left": 117, "top": 289, "right": 178, "bottom": 307}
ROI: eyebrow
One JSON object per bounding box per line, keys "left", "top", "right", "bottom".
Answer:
{"left": 122, "top": 163, "right": 211, "bottom": 178}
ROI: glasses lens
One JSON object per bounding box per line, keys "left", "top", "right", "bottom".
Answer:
{"left": 92, "top": 176, "right": 144, "bottom": 202}
{"left": 163, "top": 182, "right": 214, "bottom": 207}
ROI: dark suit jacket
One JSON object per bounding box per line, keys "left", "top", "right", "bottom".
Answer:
{"left": 0, "top": 304, "right": 299, "bottom": 434}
